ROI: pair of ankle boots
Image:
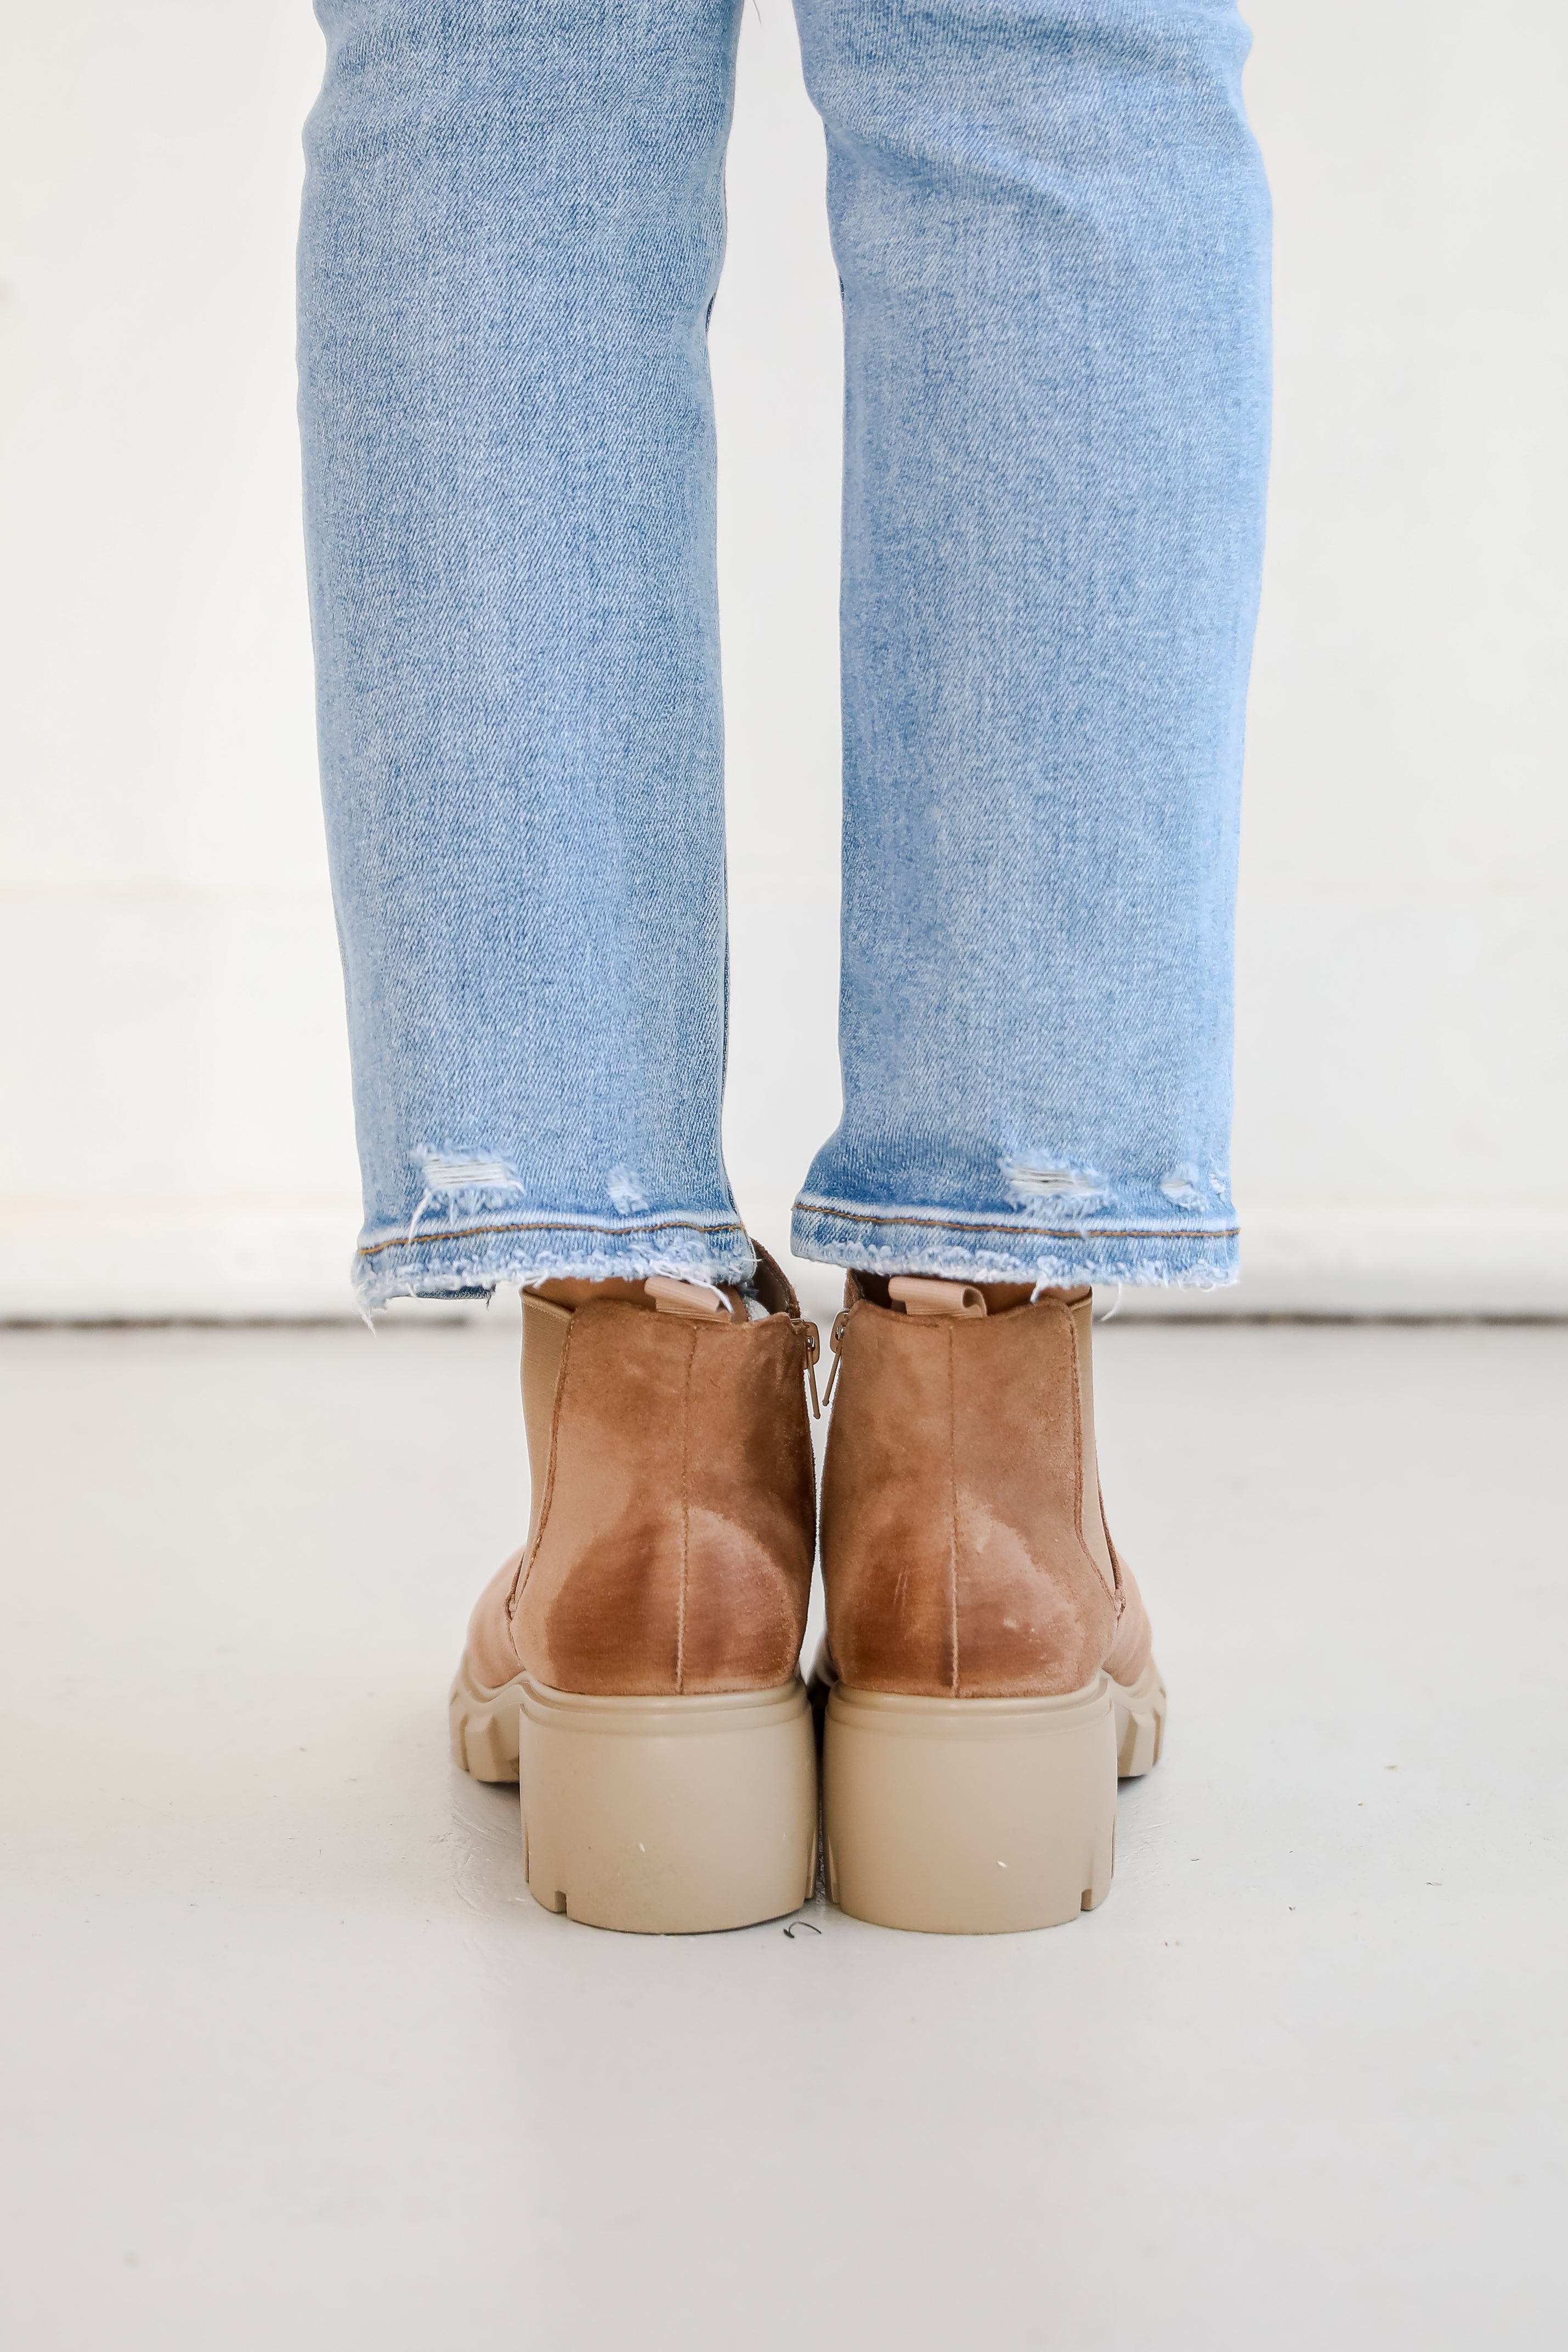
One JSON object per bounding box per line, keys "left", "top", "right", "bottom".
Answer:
{"left": 450, "top": 1245, "right": 1166, "bottom": 1935}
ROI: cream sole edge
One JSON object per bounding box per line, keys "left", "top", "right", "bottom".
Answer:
{"left": 450, "top": 1653, "right": 1167, "bottom": 1938}
{"left": 450, "top": 1660, "right": 817, "bottom": 1935}
{"left": 822, "top": 1659, "right": 1168, "bottom": 1936}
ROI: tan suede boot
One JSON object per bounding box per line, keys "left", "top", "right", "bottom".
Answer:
{"left": 816, "top": 1273, "right": 1166, "bottom": 1933}
{"left": 450, "top": 1245, "right": 822, "bottom": 1932}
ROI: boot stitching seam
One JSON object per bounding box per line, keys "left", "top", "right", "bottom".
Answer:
{"left": 947, "top": 1321, "right": 960, "bottom": 1700}
{"left": 675, "top": 1325, "right": 694, "bottom": 1694}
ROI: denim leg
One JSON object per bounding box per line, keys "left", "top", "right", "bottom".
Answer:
{"left": 299, "top": 1, "right": 751, "bottom": 1307}
{"left": 790, "top": 0, "right": 1272, "bottom": 1288}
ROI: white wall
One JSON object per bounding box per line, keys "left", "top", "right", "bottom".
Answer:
{"left": 0, "top": 4, "right": 352, "bottom": 1316}
{"left": 2, "top": 0, "right": 1564, "bottom": 1320}
{"left": 1229, "top": 2, "right": 1568, "bottom": 1313}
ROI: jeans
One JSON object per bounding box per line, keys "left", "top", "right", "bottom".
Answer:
{"left": 298, "top": 0, "right": 1271, "bottom": 1310}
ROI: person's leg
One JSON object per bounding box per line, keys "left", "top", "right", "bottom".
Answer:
{"left": 301, "top": 3, "right": 820, "bottom": 1934}
{"left": 299, "top": 0, "right": 753, "bottom": 1309}
{"left": 790, "top": 0, "right": 1270, "bottom": 1287}
{"left": 793, "top": 1, "right": 1270, "bottom": 1931}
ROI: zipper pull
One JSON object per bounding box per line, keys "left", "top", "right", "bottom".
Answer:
{"left": 800, "top": 1320, "right": 821, "bottom": 1418}
{"left": 822, "top": 1307, "right": 850, "bottom": 1407}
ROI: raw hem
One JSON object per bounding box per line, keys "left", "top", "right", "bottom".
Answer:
{"left": 790, "top": 1196, "right": 1238, "bottom": 1290}
{"left": 354, "top": 1213, "right": 755, "bottom": 1310}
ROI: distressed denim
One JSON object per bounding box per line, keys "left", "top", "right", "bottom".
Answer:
{"left": 298, "top": 0, "right": 1270, "bottom": 1309}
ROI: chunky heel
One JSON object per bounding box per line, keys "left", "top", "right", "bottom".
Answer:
{"left": 823, "top": 1677, "right": 1117, "bottom": 1933}
{"left": 516, "top": 1675, "right": 817, "bottom": 1933}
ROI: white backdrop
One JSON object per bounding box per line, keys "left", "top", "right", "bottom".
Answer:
{"left": 2, "top": 1, "right": 1564, "bottom": 1319}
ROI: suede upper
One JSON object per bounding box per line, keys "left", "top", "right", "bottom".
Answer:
{"left": 820, "top": 1282, "right": 1153, "bottom": 1699}
{"left": 466, "top": 1258, "right": 817, "bottom": 1698}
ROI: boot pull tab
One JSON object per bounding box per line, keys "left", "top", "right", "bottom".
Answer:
{"left": 647, "top": 1276, "right": 734, "bottom": 1320}
{"left": 822, "top": 1307, "right": 850, "bottom": 1406}
{"left": 888, "top": 1276, "right": 987, "bottom": 1319}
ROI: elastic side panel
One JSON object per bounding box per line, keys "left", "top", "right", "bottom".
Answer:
{"left": 520, "top": 1295, "right": 573, "bottom": 1554}
{"left": 1066, "top": 1294, "right": 1118, "bottom": 1602}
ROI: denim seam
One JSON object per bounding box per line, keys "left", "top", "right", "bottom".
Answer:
{"left": 793, "top": 1198, "right": 1238, "bottom": 1243}
{"left": 358, "top": 1213, "right": 747, "bottom": 1260}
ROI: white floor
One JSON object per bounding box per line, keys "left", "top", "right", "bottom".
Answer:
{"left": 2, "top": 1316, "right": 1564, "bottom": 2349}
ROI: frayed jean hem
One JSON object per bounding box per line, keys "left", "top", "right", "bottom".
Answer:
{"left": 790, "top": 1196, "right": 1239, "bottom": 1290}
{"left": 354, "top": 1212, "right": 755, "bottom": 1309}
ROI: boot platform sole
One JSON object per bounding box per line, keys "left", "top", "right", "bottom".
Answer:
{"left": 822, "top": 1659, "right": 1167, "bottom": 1935}
{"left": 450, "top": 1660, "right": 817, "bottom": 1935}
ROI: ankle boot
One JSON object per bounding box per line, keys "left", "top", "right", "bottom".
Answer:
{"left": 816, "top": 1274, "right": 1166, "bottom": 1933}
{"left": 450, "top": 1245, "right": 821, "bottom": 1932}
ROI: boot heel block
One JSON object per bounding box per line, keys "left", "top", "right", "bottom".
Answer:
{"left": 1110, "top": 1654, "right": 1168, "bottom": 1779}
{"left": 823, "top": 1677, "right": 1117, "bottom": 1933}
{"left": 517, "top": 1675, "right": 818, "bottom": 1935}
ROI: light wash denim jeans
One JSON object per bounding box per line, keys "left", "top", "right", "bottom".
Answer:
{"left": 298, "top": 1, "right": 1270, "bottom": 1310}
